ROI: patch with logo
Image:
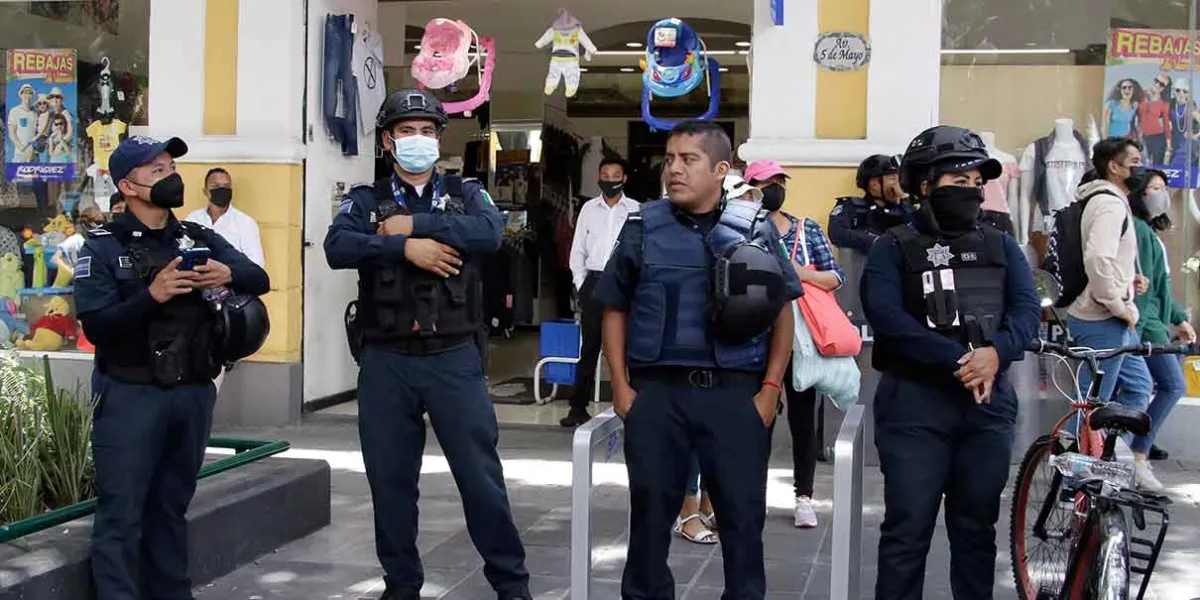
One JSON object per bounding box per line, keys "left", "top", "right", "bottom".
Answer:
{"left": 338, "top": 197, "right": 354, "bottom": 214}
{"left": 480, "top": 190, "right": 495, "bottom": 206}
{"left": 830, "top": 204, "right": 843, "bottom": 216}
{"left": 118, "top": 256, "right": 132, "bottom": 269}
{"left": 926, "top": 243, "right": 954, "bottom": 268}
{"left": 960, "top": 251, "right": 978, "bottom": 262}
{"left": 75, "top": 256, "right": 91, "bottom": 279}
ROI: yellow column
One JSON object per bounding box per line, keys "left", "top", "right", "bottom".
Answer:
{"left": 203, "top": 0, "right": 239, "bottom": 135}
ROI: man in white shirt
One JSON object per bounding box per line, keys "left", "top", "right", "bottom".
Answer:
{"left": 185, "top": 168, "right": 267, "bottom": 392}
{"left": 7, "top": 84, "right": 38, "bottom": 163}
{"left": 562, "top": 157, "right": 639, "bottom": 427}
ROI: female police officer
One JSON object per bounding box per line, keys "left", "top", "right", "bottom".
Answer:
{"left": 860, "top": 126, "right": 1040, "bottom": 600}
{"left": 76, "top": 136, "right": 270, "bottom": 599}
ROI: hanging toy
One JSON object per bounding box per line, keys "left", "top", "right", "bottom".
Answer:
{"left": 535, "top": 8, "right": 596, "bottom": 98}
{"left": 640, "top": 18, "right": 721, "bottom": 132}
{"left": 410, "top": 18, "right": 496, "bottom": 116}
{"left": 97, "top": 57, "right": 115, "bottom": 116}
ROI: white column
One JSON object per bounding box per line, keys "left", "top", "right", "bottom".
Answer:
{"left": 147, "top": 0, "right": 206, "bottom": 138}
{"left": 865, "top": 0, "right": 942, "bottom": 147}
{"left": 744, "top": 0, "right": 817, "bottom": 145}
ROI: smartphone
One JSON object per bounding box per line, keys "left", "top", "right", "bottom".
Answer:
{"left": 178, "top": 247, "right": 211, "bottom": 271}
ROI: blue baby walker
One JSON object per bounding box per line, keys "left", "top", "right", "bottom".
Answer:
{"left": 640, "top": 18, "right": 721, "bottom": 132}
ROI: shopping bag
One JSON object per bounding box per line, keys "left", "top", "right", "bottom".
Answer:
{"left": 790, "top": 224, "right": 861, "bottom": 357}
{"left": 791, "top": 302, "right": 860, "bottom": 410}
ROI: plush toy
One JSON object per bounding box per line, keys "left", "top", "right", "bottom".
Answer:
{"left": 535, "top": 9, "right": 596, "bottom": 98}
{"left": 0, "top": 299, "right": 29, "bottom": 343}
{"left": 29, "top": 243, "right": 47, "bottom": 289}
{"left": 0, "top": 253, "right": 23, "bottom": 302}
{"left": 16, "top": 296, "right": 75, "bottom": 351}
{"left": 40, "top": 215, "right": 72, "bottom": 248}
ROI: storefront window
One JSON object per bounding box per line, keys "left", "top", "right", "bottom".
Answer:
{"left": 940, "top": 0, "right": 1200, "bottom": 311}
{"left": 0, "top": 1, "right": 148, "bottom": 354}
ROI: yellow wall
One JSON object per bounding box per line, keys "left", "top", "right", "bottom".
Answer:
{"left": 175, "top": 164, "right": 303, "bottom": 364}
{"left": 781, "top": 167, "right": 860, "bottom": 230}
{"left": 814, "top": 0, "right": 870, "bottom": 139}
{"left": 203, "top": 0, "right": 239, "bottom": 135}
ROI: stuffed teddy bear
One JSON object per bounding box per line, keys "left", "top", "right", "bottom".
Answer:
{"left": 0, "top": 253, "right": 23, "bottom": 302}
{"left": 16, "top": 296, "right": 75, "bottom": 351}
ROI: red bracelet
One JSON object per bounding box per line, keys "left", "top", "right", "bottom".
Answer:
{"left": 762, "top": 380, "right": 783, "bottom": 393}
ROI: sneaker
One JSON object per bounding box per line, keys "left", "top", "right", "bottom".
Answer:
{"left": 1135, "top": 460, "right": 1165, "bottom": 493}
{"left": 559, "top": 407, "right": 591, "bottom": 428}
{"left": 794, "top": 496, "right": 818, "bottom": 528}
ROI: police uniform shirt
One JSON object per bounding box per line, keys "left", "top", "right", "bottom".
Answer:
{"left": 74, "top": 212, "right": 271, "bottom": 346}
{"left": 324, "top": 172, "right": 504, "bottom": 271}
{"left": 859, "top": 223, "right": 1040, "bottom": 374}
{"left": 594, "top": 204, "right": 804, "bottom": 314}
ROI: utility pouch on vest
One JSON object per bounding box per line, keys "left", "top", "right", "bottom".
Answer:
{"left": 411, "top": 281, "right": 440, "bottom": 335}
{"left": 345, "top": 300, "right": 364, "bottom": 364}
{"left": 147, "top": 320, "right": 191, "bottom": 386}
{"left": 921, "top": 269, "right": 960, "bottom": 329}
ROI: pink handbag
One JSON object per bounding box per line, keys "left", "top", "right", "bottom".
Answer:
{"left": 791, "top": 223, "right": 862, "bottom": 357}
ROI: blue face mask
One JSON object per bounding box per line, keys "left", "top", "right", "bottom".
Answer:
{"left": 391, "top": 134, "right": 440, "bottom": 174}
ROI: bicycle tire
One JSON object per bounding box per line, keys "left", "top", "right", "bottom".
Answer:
{"left": 1011, "top": 434, "right": 1075, "bottom": 599}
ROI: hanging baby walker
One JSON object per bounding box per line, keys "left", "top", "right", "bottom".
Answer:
{"left": 640, "top": 18, "right": 721, "bottom": 132}
{"left": 410, "top": 18, "right": 497, "bottom": 116}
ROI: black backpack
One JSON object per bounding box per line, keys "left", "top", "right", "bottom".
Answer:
{"left": 1041, "top": 191, "right": 1128, "bottom": 308}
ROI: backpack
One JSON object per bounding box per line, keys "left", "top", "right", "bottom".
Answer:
{"left": 1041, "top": 190, "right": 1129, "bottom": 308}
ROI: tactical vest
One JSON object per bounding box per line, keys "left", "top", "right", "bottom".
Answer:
{"left": 626, "top": 199, "right": 769, "bottom": 372}
{"left": 867, "top": 200, "right": 916, "bottom": 233}
{"left": 872, "top": 224, "right": 1008, "bottom": 377}
{"left": 354, "top": 175, "right": 483, "bottom": 352}
{"left": 98, "top": 221, "right": 221, "bottom": 386}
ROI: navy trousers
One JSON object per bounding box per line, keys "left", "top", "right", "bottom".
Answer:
{"left": 90, "top": 376, "right": 216, "bottom": 600}
{"left": 323, "top": 13, "right": 359, "bottom": 156}
{"left": 357, "top": 344, "right": 529, "bottom": 597}
{"left": 873, "top": 373, "right": 1016, "bottom": 600}
{"left": 621, "top": 372, "right": 772, "bottom": 600}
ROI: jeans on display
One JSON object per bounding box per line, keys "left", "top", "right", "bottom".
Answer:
{"left": 1129, "top": 353, "right": 1186, "bottom": 454}
{"left": 323, "top": 13, "right": 359, "bottom": 156}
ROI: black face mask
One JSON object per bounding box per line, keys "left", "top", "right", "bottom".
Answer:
{"left": 760, "top": 183, "right": 786, "bottom": 211}
{"left": 926, "top": 185, "right": 983, "bottom": 234}
{"left": 598, "top": 181, "right": 624, "bottom": 198}
{"left": 131, "top": 173, "right": 185, "bottom": 209}
{"left": 209, "top": 187, "right": 233, "bottom": 208}
{"left": 1124, "top": 166, "right": 1147, "bottom": 191}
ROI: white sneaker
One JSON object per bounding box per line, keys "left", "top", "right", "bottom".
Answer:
{"left": 1135, "top": 460, "right": 1165, "bottom": 493}
{"left": 794, "top": 496, "right": 818, "bottom": 528}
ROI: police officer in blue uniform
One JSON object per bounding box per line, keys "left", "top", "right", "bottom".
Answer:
{"left": 828, "top": 154, "right": 916, "bottom": 254}
{"left": 595, "top": 120, "right": 802, "bottom": 599}
{"left": 324, "top": 89, "right": 530, "bottom": 600}
{"left": 77, "top": 136, "right": 271, "bottom": 600}
{"left": 860, "top": 126, "right": 1040, "bottom": 600}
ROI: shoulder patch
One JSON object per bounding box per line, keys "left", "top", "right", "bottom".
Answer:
{"left": 339, "top": 196, "right": 355, "bottom": 214}
{"left": 75, "top": 256, "right": 91, "bottom": 279}
{"left": 479, "top": 190, "right": 495, "bottom": 206}
{"left": 830, "top": 205, "right": 844, "bottom": 217}
{"left": 85, "top": 226, "right": 113, "bottom": 238}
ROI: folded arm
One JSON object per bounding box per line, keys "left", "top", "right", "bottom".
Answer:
{"left": 410, "top": 185, "right": 504, "bottom": 254}
{"left": 324, "top": 194, "right": 408, "bottom": 270}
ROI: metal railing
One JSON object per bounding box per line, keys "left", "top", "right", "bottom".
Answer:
{"left": 830, "top": 404, "right": 867, "bottom": 600}
{"left": 0, "top": 437, "right": 290, "bottom": 543}
{"left": 570, "top": 408, "right": 625, "bottom": 600}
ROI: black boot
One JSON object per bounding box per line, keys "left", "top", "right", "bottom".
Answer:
{"left": 1149, "top": 444, "right": 1169, "bottom": 461}
{"left": 559, "top": 406, "right": 591, "bottom": 427}
{"left": 380, "top": 586, "right": 419, "bottom": 600}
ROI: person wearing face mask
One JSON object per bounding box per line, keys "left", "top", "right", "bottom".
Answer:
{"left": 74, "top": 136, "right": 271, "bottom": 600}
{"left": 1124, "top": 169, "right": 1194, "bottom": 489}
{"left": 595, "top": 121, "right": 802, "bottom": 598}
{"left": 561, "top": 157, "right": 639, "bottom": 428}
{"left": 186, "top": 168, "right": 265, "bottom": 268}
{"left": 744, "top": 159, "right": 845, "bottom": 529}
{"left": 860, "top": 126, "right": 1040, "bottom": 600}
{"left": 324, "top": 89, "right": 531, "bottom": 600}
{"left": 828, "top": 154, "right": 915, "bottom": 255}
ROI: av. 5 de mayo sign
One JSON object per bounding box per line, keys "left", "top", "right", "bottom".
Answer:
{"left": 813, "top": 32, "right": 871, "bottom": 72}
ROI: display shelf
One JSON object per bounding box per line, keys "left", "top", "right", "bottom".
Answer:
{"left": 23, "top": 246, "right": 58, "bottom": 266}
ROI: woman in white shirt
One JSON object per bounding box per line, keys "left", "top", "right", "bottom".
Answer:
{"left": 52, "top": 206, "right": 106, "bottom": 276}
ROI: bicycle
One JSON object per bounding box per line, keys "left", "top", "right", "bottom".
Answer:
{"left": 1010, "top": 337, "right": 1193, "bottom": 599}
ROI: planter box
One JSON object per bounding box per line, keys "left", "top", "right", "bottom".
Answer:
{"left": 0, "top": 456, "right": 331, "bottom": 599}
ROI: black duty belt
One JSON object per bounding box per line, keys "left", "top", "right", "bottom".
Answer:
{"left": 630, "top": 366, "right": 764, "bottom": 389}
{"left": 369, "top": 333, "right": 474, "bottom": 357}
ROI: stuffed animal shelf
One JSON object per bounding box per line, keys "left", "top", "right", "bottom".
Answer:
{"left": 534, "top": 8, "right": 597, "bottom": 98}
{"left": 16, "top": 295, "right": 75, "bottom": 351}
{"left": 0, "top": 253, "right": 23, "bottom": 302}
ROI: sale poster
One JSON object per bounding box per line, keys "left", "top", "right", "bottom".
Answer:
{"left": 5, "top": 49, "right": 79, "bottom": 182}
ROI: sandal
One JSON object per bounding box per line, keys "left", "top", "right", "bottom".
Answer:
{"left": 674, "top": 514, "right": 718, "bottom": 545}
{"left": 700, "top": 511, "right": 718, "bottom": 531}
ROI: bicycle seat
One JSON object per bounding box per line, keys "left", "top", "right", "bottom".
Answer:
{"left": 1088, "top": 403, "right": 1152, "bottom": 437}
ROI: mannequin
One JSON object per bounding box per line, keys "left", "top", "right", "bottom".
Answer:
{"left": 1019, "top": 118, "right": 1090, "bottom": 258}
{"left": 979, "top": 131, "right": 1020, "bottom": 238}
{"left": 579, "top": 135, "right": 604, "bottom": 198}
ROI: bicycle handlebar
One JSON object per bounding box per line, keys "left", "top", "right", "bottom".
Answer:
{"left": 1027, "top": 339, "right": 1198, "bottom": 361}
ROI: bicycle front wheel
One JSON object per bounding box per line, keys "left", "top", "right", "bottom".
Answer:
{"left": 1011, "top": 434, "right": 1076, "bottom": 599}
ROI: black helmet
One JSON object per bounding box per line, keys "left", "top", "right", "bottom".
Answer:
{"left": 376, "top": 89, "right": 449, "bottom": 132}
{"left": 215, "top": 294, "right": 271, "bottom": 364}
{"left": 710, "top": 239, "right": 788, "bottom": 344}
{"left": 856, "top": 154, "right": 900, "bottom": 191}
{"left": 899, "top": 126, "right": 1001, "bottom": 196}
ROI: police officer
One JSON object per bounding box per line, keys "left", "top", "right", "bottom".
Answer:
{"left": 595, "top": 120, "right": 802, "bottom": 599}
{"left": 860, "top": 126, "right": 1040, "bottom": 600}
{"left": 828, "top": 154, "right": 915, "bottom": 254}
{"left": 324, "top": 89, "right": 530, "bottom": 600}
{"left": 77, "top": 136, "right": 271, "bottom": 599}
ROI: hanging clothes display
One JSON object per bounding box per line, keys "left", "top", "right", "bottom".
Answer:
{"left": 410, "top": 18, "right": 496, "bottom": 115}
{"left": 352, "top": 25, "right": 387, "bottom": 136}
{"left": 535, "top": 9, "right": 597, "bottom": 98}
{"left": 323, "top": 13, "right": 359, "bottom": 156}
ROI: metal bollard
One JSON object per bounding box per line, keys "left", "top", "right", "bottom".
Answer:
{"left": 831, "top": 404, "right": 867, "bottom": 600}
{"left": 570, "top": 408, "right": 625, "bottom": 600}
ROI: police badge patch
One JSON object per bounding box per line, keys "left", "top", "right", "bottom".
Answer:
{"left": 926, "top": 243, "right": 954, "bottom": 268}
